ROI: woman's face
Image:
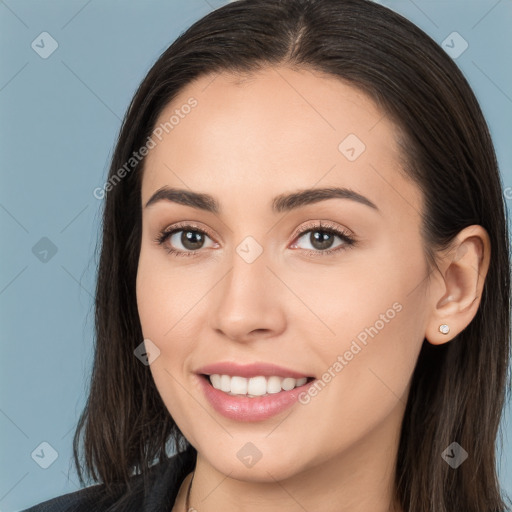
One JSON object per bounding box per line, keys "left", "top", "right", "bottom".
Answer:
{"left": 136, "top": 66, "right": 431, "bottom": 483}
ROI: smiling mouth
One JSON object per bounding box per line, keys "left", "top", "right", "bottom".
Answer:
{"left": 201, "top": 374, "right": 315, "bottom": 398}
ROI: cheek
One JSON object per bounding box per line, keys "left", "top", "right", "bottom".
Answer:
{"left": 136, "top": 252, "right": 206, "bottom": 441}
{"left": 286, "top": 238, "right": 424, "bottom": 346}
{"left": 136, "top": 246, "right": 198, "bottom": 339}
{"left": 301, "top": 243, "right": 426, "bottom": 412}
{"left": 136, "top": 247, "right": 206, "bottom": 386}
{"left": 293, "top": 299, "right": 422, "bottom": 468}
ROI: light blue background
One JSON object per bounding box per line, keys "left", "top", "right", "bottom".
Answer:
{"left": 1, "top": 1, "right": 511, "bottom": 510}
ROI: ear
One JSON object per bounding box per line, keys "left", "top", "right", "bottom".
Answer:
{"left": 425, "top": 225, "right": 491, "bottom": 345}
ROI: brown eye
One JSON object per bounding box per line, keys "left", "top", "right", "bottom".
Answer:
{"left": 155, "top": 224, "right": 218, "bottom": 257}
{"left": 305, "top": 230, "right": 338, "bottom": 251}
{"left": 173, "top": 229, "right": 206, "bottom": 251}
{"left": 292, "top": 224, "right": 355, "bottom": 256}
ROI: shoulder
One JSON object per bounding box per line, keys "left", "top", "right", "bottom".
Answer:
{"left": 19, "top": 481, "right": 114, "bottom": 512}
{"left": 20, "top": 449, "right": 196, "bottom": 512}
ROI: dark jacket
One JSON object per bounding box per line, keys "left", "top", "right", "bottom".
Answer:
{"left": 21, "top": 448, "right": 196, "bottom": 512}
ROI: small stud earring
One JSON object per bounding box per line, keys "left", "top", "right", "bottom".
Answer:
{"left": 439, "top": 324, "right": 450, "bottom": 335}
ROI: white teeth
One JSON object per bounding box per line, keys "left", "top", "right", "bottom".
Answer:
{"left": 230, "top": 376, "right": 248, "bottom": 394}
{"left": 267, "top": 376, "right": 282, "bottom": 394}
{"left": 210, "top": 374, "right": 221, "bottom": 389}
{"left": 282, "top": 377, "right": 296, "bottom": 391}
{"left": 247, "top": 376, "right": 267, "bottom": 396}
{"left": 208, "top": 374, "right": 310, "bottom": 396}
{"left": 220, "top": 374, "right": 231, "bottom": 392}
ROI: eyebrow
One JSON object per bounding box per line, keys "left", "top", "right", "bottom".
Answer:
{"left": 144, "top": 186, "right": 379, "bottom": 214}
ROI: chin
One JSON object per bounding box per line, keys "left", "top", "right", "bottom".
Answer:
{"left": 214, "top": 455, "right": 304, "bottom": 483}
{"left": 196, "top": 438, "right": 316, "bottom": 483}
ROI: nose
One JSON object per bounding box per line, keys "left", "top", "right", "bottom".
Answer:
{"left": 208, "top": 248, "right": 286, "bottom": 343}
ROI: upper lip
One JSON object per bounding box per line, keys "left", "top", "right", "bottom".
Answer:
{"left": 196, "top": 362, "right": 312, "bottom": 379}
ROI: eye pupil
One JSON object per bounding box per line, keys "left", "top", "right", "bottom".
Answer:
{"left": 311, "top": 230, "right": 334, "bottom": 250}
{"left": 182, "top": 230, "right": 204, "bottom": 250}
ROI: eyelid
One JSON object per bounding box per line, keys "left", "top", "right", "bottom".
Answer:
{"left": 161, "top": 221, "right": 217, "bottom": 241}
{"left": 290, "top": 220, "right": 354, "bottom": 241}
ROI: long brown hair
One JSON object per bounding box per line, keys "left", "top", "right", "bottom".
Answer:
{"left": 73, "top": 1, "right": 511, "bottom": 510}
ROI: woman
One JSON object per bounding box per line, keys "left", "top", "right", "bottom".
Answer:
{"left": 23, "top": 0, "right": 511, "bottom": 510}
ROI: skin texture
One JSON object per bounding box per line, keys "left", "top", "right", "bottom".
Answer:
{"left": 136, "top": 66, "right": 490, "bottom": 512}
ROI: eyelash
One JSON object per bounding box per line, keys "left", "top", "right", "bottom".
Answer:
{"left": 153, "top": 221, "right": 356, "bottom": 258}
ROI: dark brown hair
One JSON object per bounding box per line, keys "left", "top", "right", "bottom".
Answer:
{"left": 73, "top": 1, "right": 511, "bottom": 510}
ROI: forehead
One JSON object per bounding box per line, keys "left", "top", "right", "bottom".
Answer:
{"left": 140, "top": 65, "right": 422, "bottom": 221}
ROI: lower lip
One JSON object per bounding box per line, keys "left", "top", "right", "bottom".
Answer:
{"left": 198, "top": 375, "right": 315, "bottom": 422}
